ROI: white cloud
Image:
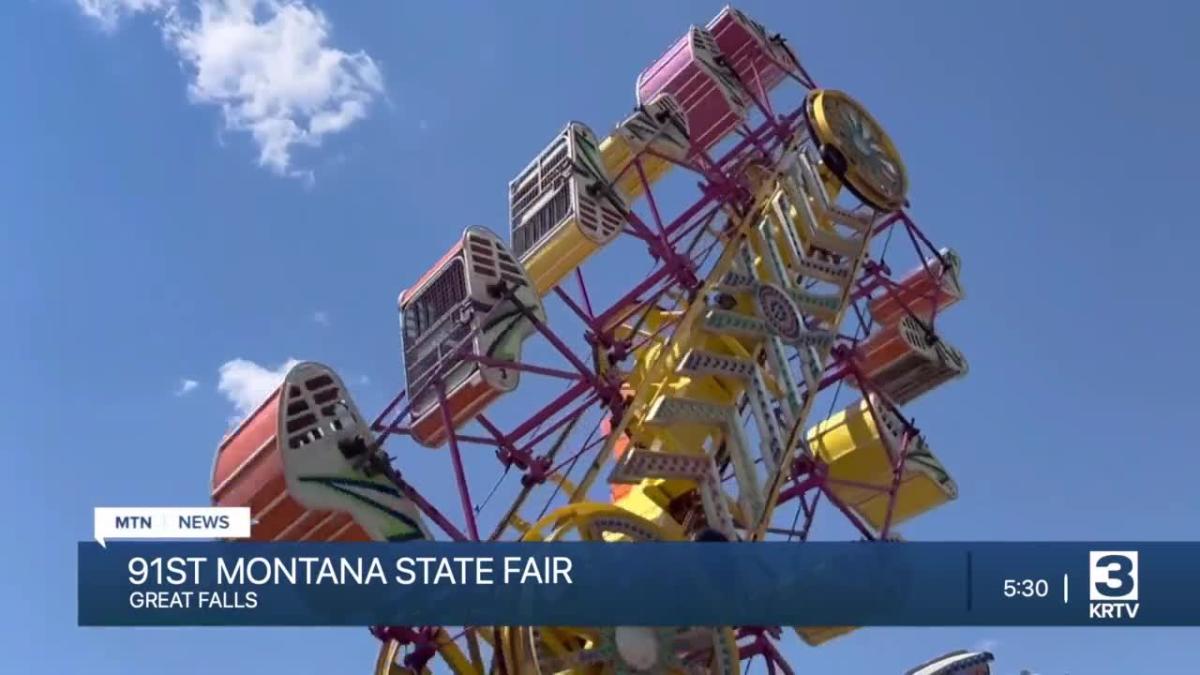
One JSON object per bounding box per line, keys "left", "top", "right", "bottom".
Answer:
{"left": 76, "top": 0, "right": 174, "bottom": 31}
{"left": 217, "top": 357, "right": 300, "bottom": 419}
{"left": 357, "top": 374, "right": 370, "bottom": 385}
{"left": 311, "top": 310, "right": 329, "bottom": 326}
{"left": 166, "top": 0, "right": 384, "bottom": 177}
{"left": 76, "top": 0, "right": 385, "bottom": 179}
{"left": 174, "top": 378, "right": 199, "bottom": 396}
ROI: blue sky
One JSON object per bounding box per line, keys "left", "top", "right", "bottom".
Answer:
{"left": 3, "top": 0, "right": 1199, "bottom": 673}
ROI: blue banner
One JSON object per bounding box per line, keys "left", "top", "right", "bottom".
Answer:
{"left": 77, "top": 542, "right": 1200, "bottom": 626}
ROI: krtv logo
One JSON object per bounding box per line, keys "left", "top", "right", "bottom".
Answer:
{"left": 1089, "top": 551, "right": 1139, "bottom": 620}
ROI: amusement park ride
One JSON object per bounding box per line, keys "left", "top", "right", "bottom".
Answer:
{"left": 210, "top": 6, "right": 978, "bottom": 673}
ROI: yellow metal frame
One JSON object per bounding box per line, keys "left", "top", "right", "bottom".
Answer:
{"left": 591, "top": 152, "right": 866, "bottom": 547}
{"left": 749, "top": 173, "right": 875, "bottom": 542}
{"left": 565, "top": 177, "right": 780, "bottom": 511}
{"left": 569, "top": 144, "right": 885, "bottom": 541}
{"left": 410, "top": 88, "right": 953, "bottom": 669}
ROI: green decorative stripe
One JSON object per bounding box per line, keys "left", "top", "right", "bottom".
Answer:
{"left": 298, "top": 475, "right": 426, "bottom": 540}
{"left": 901, "top": 446, "right": 954, "bottom": 489}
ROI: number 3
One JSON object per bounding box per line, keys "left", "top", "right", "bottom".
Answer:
{"left": 1094, "top": 554, "right": 1135, "bottom": 597}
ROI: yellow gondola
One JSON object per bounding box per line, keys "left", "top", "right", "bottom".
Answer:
{"left": 793, "top": 626, "right": 858, "bottom": 647}
{"left": 599, "top": 93, "right": 691, "bottom": 202}
{"left": 805, "top": 394, "right": 957, "bottom": 530}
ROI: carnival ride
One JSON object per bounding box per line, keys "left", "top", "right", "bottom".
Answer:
{"left": 210, "top": 5, "right": 972, "bottom": 673}
{"left": 905, "top": 650, "right": 995, "bottom": 675}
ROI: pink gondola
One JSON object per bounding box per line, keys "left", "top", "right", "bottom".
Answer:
{"left": 706, "top": 6, "right": 802, "bottom": 98}
{"left": 636, "top": 25, "right": 749, "bottom": 153}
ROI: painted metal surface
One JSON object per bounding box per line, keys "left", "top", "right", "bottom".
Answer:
{"left": 206, "top": 6, "right": 978, "bottom": 673}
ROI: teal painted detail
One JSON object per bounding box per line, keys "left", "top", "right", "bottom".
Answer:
{"left": 297, "top": 475, "right": 426, "bottom": 541}
{"left": 901, "top": 444, "right": 954, "bottom": 490}
{"left": 790, "top": 289, "right": 840, "bottom": 313}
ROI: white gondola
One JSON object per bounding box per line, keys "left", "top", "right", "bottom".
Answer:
{"left": 905, "top": 650, "right": 995, "bottom": 675}
{"left": 509, "top": 121, "right": 629, "bottom": 296}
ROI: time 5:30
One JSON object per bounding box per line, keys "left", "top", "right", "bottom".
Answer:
{"left": 1003, "top": 578, "right": 1050, "bottom": 598}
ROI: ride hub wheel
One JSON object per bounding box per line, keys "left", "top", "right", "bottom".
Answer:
{"left": 501, "top": 504, "right": 739, "bottom": 675}
{"left": 804, "top": 88, "right": 909, "bottom": 212}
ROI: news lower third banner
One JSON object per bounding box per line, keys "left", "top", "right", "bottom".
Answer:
{"left": 77, "top": 542, "right": 1199, "bottom": 627}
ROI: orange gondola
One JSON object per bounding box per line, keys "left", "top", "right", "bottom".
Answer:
{"left": 869, "top": 248, "right": 963, "bottom": 326}
{"left": 211, "top": 361, "right": 430, "bottom": 542}
{"left": 851, "top": 314, "right": 968, "bottom": 405}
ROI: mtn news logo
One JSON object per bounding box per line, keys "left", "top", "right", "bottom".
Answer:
{"left": 1089, "top": 551, "right": 1139, "bottom": 620}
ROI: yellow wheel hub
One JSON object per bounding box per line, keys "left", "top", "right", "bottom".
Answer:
{"left": 499, "top": 503, "right": 740, "bottom": 675}
{"left": 805, "top": 88, "right": 908, "bottom": 211}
